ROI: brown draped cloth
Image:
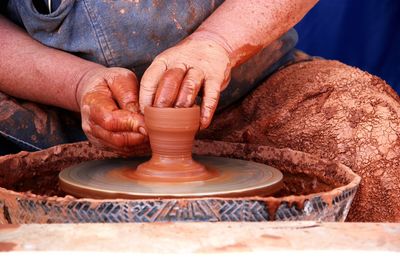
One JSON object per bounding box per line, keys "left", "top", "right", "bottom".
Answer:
{"left": 200, "top": 59, "right": 400, "bottom": 222}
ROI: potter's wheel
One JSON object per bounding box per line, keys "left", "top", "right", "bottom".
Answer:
{"left": 59, "top": 156, "right": 283, "bottom": 199}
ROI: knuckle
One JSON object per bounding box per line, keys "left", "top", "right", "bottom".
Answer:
{"left": 175, "top": 63, "right": 188, "bottom": 71}
{"left": 194, "top": 68, "right": 205, "bottom": 76}
{"left": 109, "top": 67, "right": 133, "bottom": 75}
{"left": 153, "top": 56, "right": 168, "bottom": 65}
{"left": 122, "top": 71, "right": 137, "bottom": 82}
{"left": 106, "top": 68, "right": 137, "bottom": 84}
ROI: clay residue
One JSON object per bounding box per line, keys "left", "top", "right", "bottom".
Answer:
{"left": 273, "top": 173, "right": 334, "bottom": 197}
{"left": 200, "top": 59, "right": 400, "bottom": 222}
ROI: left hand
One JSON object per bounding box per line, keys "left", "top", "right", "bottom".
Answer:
{"left": 139, "top": 35, "right": 232, "bottom": 129}
{"left": 77, "top": 67, "right": 147, "bottom": 155}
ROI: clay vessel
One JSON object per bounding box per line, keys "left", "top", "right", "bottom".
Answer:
{"left": 134, "top": 106, "right": 212, "bottom": 182}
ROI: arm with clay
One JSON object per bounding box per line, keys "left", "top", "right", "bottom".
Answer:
{"left": 0, "top": 15, "right": 146, "bottom": 153}
{"left": 139, "top": 0, "right": 318, "bottom": 128}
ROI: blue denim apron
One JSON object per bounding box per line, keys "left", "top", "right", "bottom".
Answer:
{"left": 6, "top": 0, "right": 226, "bottom": 75}
{"left": 1, "top": 0, "right": 299, "bottom": 152}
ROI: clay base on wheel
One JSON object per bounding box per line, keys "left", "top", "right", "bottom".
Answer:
{"left": 59, "top": 156, "right": 283, "bottom": 199}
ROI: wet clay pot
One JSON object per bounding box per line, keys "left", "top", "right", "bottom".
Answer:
{"left": 134, "top": 106, "right": 212, "bottom": 182}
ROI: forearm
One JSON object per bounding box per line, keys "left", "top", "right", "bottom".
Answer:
{"left": 192, "top": 0, "right": 318, "bottom": 66}
{"left": 0, "top": 15, "right": 104, "bottom": 112}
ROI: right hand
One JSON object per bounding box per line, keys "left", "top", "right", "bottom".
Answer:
{"left": 76, "top": 67, "right": 147, "bottom": 154}
{"left": 139, "top": 35, "right": 232, "bottom": 129}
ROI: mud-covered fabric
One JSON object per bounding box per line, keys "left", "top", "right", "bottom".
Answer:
{"left": 200, "top": 59, "right": 400, "bottom": 222}
{"left": 0, "top": 92, "right": 86, "bottom": 153}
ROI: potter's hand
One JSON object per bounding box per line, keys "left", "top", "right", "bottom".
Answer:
{"left": 77, "top": 67, "right": 147, "bottom": 154}
{"left": 139, "top": 0, "right": 319, "bottom": 129}
{"left": 139, "top": 36, "right": 232, "bottom": 129}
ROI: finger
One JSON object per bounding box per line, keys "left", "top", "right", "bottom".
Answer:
{"left": 175, "top": 68, "right": 204, "bottom": 107}
{"left": 200, "top": 80, "right": 221, "bottom": 129}
{"left": 82, "top": 91, "right": 120, "bottom": 129}
{"left": 83, "top": 91, "right": 147, "bottom": 135}
{"left": 82, "top": 91, "right": 117, "bottom": 110}
{"left": 153, "top": 68, "right": 187, "bottom": 108}
{"left": 107, "top": 69, "right": 140, "bottom": 113}
{"left": 139, "top": 60, "right": 167, "bottom": 113}
{"left": 91, "top": 124, "right": 146, "bottom": 148}
{"left": 90, "top": 108, "right": 145, "bottom": 133}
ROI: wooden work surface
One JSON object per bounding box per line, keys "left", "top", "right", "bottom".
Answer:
{"left": 0, "top": 221, "right": 399, "bottom": 252}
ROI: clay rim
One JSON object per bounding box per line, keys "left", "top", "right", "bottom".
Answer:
{"left": 143, "top": 105, "right": 201, "bottom": 130}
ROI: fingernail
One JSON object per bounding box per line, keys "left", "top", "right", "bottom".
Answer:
{"left": 139, "top": 126, "right": 148, "bottom": 136}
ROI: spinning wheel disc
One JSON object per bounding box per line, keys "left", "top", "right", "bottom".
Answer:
{"left": 59, "top": 156, "right": 283, "bottom": 199}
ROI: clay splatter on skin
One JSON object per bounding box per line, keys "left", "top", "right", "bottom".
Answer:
{"left": 195, "top": 0, "right": 318, "bottom": 66}
{"left": 79, "top": 68, "right": 147, "bottom": 154}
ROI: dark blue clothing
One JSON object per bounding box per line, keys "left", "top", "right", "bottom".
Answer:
{"left": 295, "top": 0, "right": 400, "bottom": 93}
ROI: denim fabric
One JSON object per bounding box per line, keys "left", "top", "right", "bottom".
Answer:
{"left": 6, "top": 0, "right": 224, "bottom": 75}
{"left": 1, "top": 1, "right": 299, "bottom": 153}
